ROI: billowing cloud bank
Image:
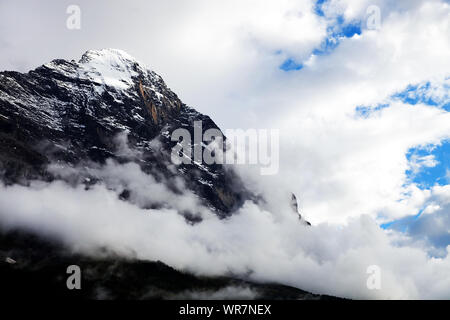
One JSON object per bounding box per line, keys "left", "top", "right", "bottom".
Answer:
{"left": 0, "top": 160, "right": 449, "bottom": 299}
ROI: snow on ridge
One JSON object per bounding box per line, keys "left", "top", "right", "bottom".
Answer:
{"left": 79, "top": 49, "right": 146, "bottom": 71}
{"left": 76, "top": 49, "right": 164, "bottom": 96}
{"left": 77, "top": 48, "right": 148, "bottom": 90}
{"left": 41, "top": 49, "right": 167, "bottom": 102}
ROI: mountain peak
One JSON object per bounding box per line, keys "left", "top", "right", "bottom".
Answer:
{"left": 39, "top": 49, "right": 158, "bottom": 92}
{"left": 77, "top": 48, "right": 150, "bottom": 90}
{"left": 0, "top": 49, "right": 249, "bottom": 215}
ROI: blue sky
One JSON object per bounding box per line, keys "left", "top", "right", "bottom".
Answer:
{"left": 280, "top": 0, "right": 362, "bottom": 71}
{"left": 406, "top": 142, "right": 450, "bottom": 189}
{"left": 378, "top": 82, "right": 450, "bottom": 246}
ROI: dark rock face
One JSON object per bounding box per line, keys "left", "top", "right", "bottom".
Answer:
{"left": 0, "top": 49, "right": 249, "bottom": 216}
{"left": 291, "top": 193, "right": 311, "bottom": 226}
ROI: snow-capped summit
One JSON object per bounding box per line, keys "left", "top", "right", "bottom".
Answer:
{"left": 80, "top": 48, "right": 143, "bottom": 66}
{"left": 41, "top": 49, "right": 160, "bottom": 93}
{"left": 78, "top": 49, "right": 155, "bottom": 90}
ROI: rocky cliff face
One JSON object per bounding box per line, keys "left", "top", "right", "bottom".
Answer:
{"left": 0, "top": 48, "right": 249, "bottom": 216}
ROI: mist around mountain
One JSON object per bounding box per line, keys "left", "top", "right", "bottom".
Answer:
{"left": 0, "top": 49, "right": 324, "bottom": 300}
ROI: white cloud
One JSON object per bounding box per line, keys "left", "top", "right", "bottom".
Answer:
{"left": 409, "top": 154, "right": 438, "bottom": 175}
{"left": 0, "top": 161, "right": 450, "bottom": 299}
{"left": 231, "top": 0, "right": 450, "bottom": 224}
